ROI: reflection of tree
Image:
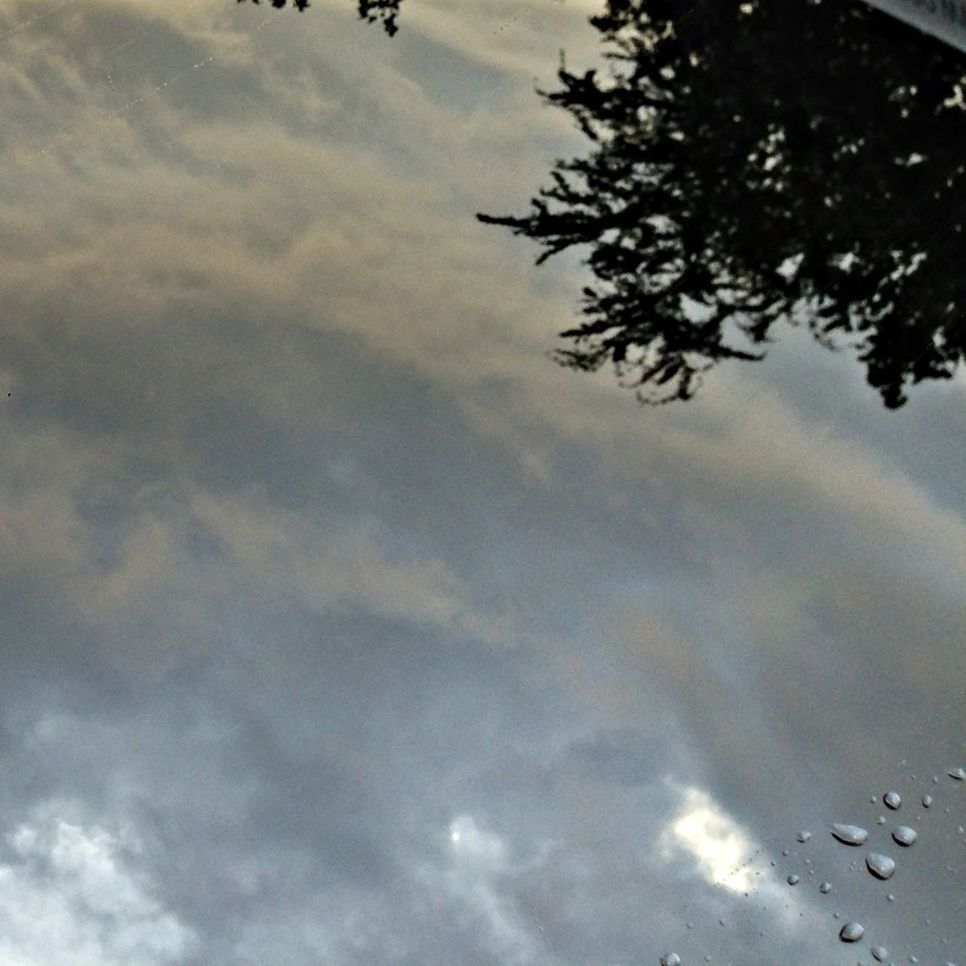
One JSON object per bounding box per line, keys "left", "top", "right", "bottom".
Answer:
{"left": 237, "top": 0, "right": 402, "bottom": 35}
{"left": 479, "top": 0, "right": 966, "bottom": 407}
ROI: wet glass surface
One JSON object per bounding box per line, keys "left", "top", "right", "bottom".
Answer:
{"left": 0, "top": 1, "right": 963, "bottom": 963}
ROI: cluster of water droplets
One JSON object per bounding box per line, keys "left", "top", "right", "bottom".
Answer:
{"left": 655, "top": 764, "right": 964, "bottom": 965}
{"left": 816, "top": 767, "right": 964, "bottom": 961}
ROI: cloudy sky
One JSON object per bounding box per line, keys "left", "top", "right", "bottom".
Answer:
{"left": 0, "top": 0, "right": 963, "bottom": 963}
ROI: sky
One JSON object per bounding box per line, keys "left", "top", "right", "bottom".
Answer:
{"left": 0, "top": 0, "right": 964, "bottom": 963}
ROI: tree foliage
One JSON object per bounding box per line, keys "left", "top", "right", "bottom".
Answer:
{"left": 479, "top": 0, "right": 966, "bottom": 407}
{"left": 237, "top": 0, "right": 403, "bottom": 35}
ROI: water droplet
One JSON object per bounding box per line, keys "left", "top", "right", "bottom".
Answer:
{"left": 782, "top": 849, "right": 789, "bottom": 856}
{"left": 831, "top": 823, "right": 868, "bottom": 845}
{"left": 819, "top": 881, "right": 832, "bottom": 894}
{"left": 922, "top": 794, "right": 933, "bottom": 808}
{"left": 872, "top": 946, "right": 890, "bottom": 962}
{"left": 660, "top": 954, "right": 681, "bottom": 966}
{"left": 884, "top": 791, "right": 901, "bottom": 809}
{"left": 840, "top": 921, "right": 864, "bottom": 942}
{"left": 797, "top": 830, "right": 812, "bottom": 842}
{"left": 787, "top": 873, "right": 800, "bottom": 885}
{"left": 867, "top": 852, "right": 896, "bottom": 880}
{"left": 877, "top": 815, "right": 887, "bottom": 825}
{"left": 893, "top": 825, "right": 917, "bottom": 846}
{"left": 948, "top": 767, "right": 965, "bottom": 780}
{"left": 686, "top": 922, "right": 693, "bottom": 930}
{"left": 887, "top": 893, "right": 895, "bottom": 902}
{"left": 909, "top": 957, "right": 919, "bottom": 963}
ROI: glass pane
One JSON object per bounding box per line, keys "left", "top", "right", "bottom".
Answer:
{"left": 0, "top": 1, "right": 962, "bottom": 963}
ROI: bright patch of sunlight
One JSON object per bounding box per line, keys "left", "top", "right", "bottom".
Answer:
{"left": 659, "top": 785, "right": 758, "bottom": 893}
{"left": 447, "top": 815, "right": 507, "bottom": 866}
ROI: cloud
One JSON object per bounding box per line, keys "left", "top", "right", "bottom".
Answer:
{"left": 413, "top": 814, "right": 547, "bottom": 966}
{"left": 661, "top": 785, "right": 761, "bottom": 895}
{"left": 0, "top": 802, "right": 196, "bottom": 966}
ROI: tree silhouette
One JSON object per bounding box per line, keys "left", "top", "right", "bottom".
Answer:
{"left": 237, "top": 0, "right": 402, "bottom": 35}
{"left": 479, "top": 0, "right": 966, "bottom": 407}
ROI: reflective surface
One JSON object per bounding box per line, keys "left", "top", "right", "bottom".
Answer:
{"left": 0, "top": 2, "right": 963, "bottom": 964}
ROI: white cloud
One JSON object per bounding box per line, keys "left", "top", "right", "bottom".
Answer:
{"left": 660, "top": 785, "right": 760, "bottom": 894}
{"left": 0, "top": 802, "right": 196, "bottom": 966}
{"left": 658, "top": 782, "right": 814, "bottom": 941}
{"left": 413, "top": 814, "right": 545, "bottom": 966}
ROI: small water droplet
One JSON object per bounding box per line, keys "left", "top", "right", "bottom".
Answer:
{"left": 884, "top": 791, "right": 901, "bottom": 809}
{"left": 877, "top": 815, "right": 887, "bottom": 825}
{"left": 909, "top": 957, "right": 919, "bottom": 963}
{"left": 893, "top": 825, "right": 917, "bottom": 846}
{"left": 660, "top": 954, "right": 681, "bottom": 966}
{"left": 887, "top": 893, "right": 895, "bottom": 902}
{"left": 840, "top": 921, "right": 864, "bottom": 942}
{"left": 872, "top": 946, "right": 890, "bottom": 962}
{"left": 686, "top": 922, "right": 693, "bottom": 930}
{"left": 797, "top": 830, "right": 812, "bottom": 843}
{"left": 831, "top": 823, "right": 868, "bottom": 845}
{"left": 787, "top": 873, "right": 800, "bottom": 885}
{"left": 819, "top": 881, "right": 832, "bottom": 894}
{"left": 867, "top": 852, "right": 896, "bottom": 880}
{"left": 948, "top": 767, "right": 965, "bottom": 780}
{"left": 922, "top": 794, "right": 933, "bottom": 808}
